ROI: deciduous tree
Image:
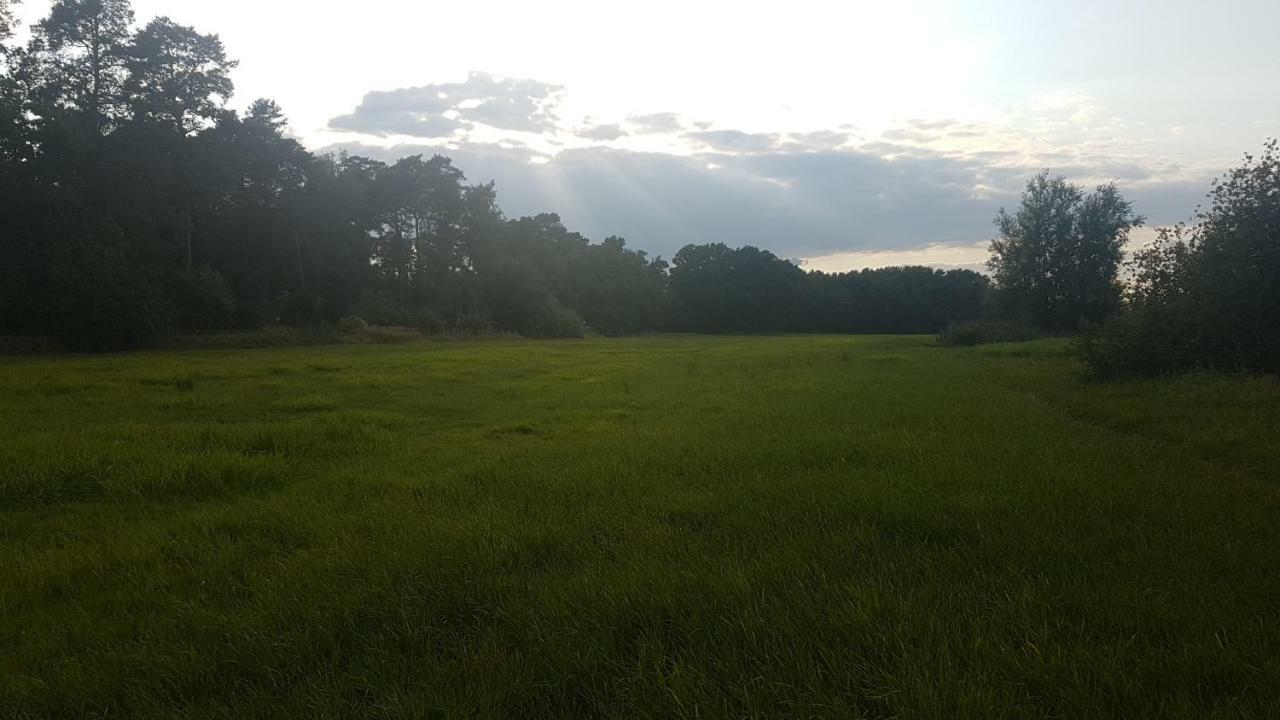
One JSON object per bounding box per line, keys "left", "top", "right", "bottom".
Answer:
{"left": 989, "top": 172, "right": 1142, "bottom": 332}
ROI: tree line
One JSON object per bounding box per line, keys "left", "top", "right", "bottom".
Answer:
{"left": 0, "top": 0, "right": 988, "bottom": 350}
{"left": 6, "top": 1, "right": 1273, "bottom": 375}
{"left": 977, "top": 143, "right": 1279, "bottom": 377}
{"left": 668, "top": 245, "right": 985, "bottom": 334}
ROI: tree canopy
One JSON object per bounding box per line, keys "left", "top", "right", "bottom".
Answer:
{"left": 989, "top": 172, "right": 1142, "bottom": 332}
{"left": 1078, "top": 140, "right": 1280, "bottom": 377}
{"left": 0, "top": 1, "right": 17, "bottom": 43}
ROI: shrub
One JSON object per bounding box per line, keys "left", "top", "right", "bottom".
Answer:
{"left": 348, "top": 290, "right": 406, "bottom": 326}
{"left": 937, "top": 319, "right": 1036, "bottom": 347}
{"left": 0, "top": 336, "right": 58, "bottom": 354}
{"left": 167, "top": 323, "right": 422, "bottom": 350}
{"left": 166, "top": 267, "right": 236, "bottom": 332}
{"left": 266, "top": 291, "right": 329, "bottom": 327}
{"left": 524, "top": 298, "right": 587, "bottom": 338}
{"left": 453, "top": 309, "right": 495, "bottom": 336}
{"left": 358, "top": 326, "right": 421, "bottom": 344}
{"left": 411, "top": 308, "right": 445, "bottom": 334}
{"left": 336, "top": 315, "right": 369, "bottom": 334}
{"left": 256, "top": 325, "right": 311, "bottom": 345}
{"left": 348, "top": 290, "right": 447, "bottom": 333}
{"left": 1074, "top": 308, "right": 1198, "bottom": 379}
{"left": 1079, "top": 140, "right": 1280, "bottom": 377}
{"left": 47, "top": 239, "right": 176, "bottom": 351}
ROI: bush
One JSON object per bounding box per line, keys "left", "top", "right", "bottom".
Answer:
{"left": 358, "top": 326, "right": 422, "bottom": 344}
{"left": 166, "top": 267, "right": 236, "bottom": 332}
{"left": 256, "top": 325, "right": 312, "bottom": 346}
{"left": 336, "top": 315, "right": 369, "bottom": 334}
{"left": 1079, "top": 140, "right": 1280, "bottom": 377}
{"left": 479, "top": 256, "right": 590, "bottom": 337}
{"left": 524, "top": 298, "right": 587, "bottom": 338}
{"left": 348, "top": 290, "right": 406, "bottom": 326}
{"left": 937, "top": 319, "right": 1036, "bottom": 347}
{"left": 0, "top": 336, "right": 58, "bottom": 354}
{"left": 167, "top": 324, "right": 423, "bottom": 350}
{"left": 47, "top": 239, "right": 176, "bottom": 351}
{"left": 266, "top": 291, "right": 329, "bottom": 327}
{"left": 348, "top": 290, "right": 447, "bottom": 334}
{"left": 411, "top": 308, "right": 445, "bottom": 334}
{"left": 453, "top": 309, "right": 495, "bottom": 336}
{"left": 1074, "top": 309, "right": 1197, "bottom": 379}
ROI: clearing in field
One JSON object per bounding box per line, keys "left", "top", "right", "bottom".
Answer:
{"left": 2, "top": 336, "right": 1278, "bottom": 718}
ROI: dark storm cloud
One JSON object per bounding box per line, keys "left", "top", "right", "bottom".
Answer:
{"left": 328, "top": 72, "right": 564, "bottom": 137}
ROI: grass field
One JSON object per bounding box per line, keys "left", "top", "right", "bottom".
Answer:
{"left": 2, "top": 335, "right": 1279, "bottom": 718}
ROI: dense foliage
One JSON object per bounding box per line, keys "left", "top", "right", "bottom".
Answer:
{"left": 936, "top": 318, "right": 1036, "bottom": 347}
{"left": 1078, "top": 141, "right": 1280, "bottom": 377}
{"left": 0, "top": 1, "right": 988, "bottom": 349}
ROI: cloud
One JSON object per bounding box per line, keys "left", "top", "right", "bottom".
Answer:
{"left": 326, "top": 133, "right": 1215, "bottom": 269}
{"left": 782, "top": 130, "right": 852, "bottom": 151}
{"left": 328, "top": 71, "right": 564, "bottom": 138}
{"left": 880, "top": 119, "right": 999, "bottom": 145}
{"left": 881, "top": 127, "right": 941, "bottom": 144}
{"left": 322, "top": 74, "right": 1220, "bottom": 268}
{"left": 686, "top": 129, "right": 780, "bottom": 153}
{"left": 1029, "top": 89, "right": 1095, "bottom": 114}
{"left": 325, "top": 139, "right": 1017, "bottom": 259}
{"left": 329, "top": 110, "right": 469, "bottom": 139}
{"left": 626, "top": 112, "right": 683, "bottom": 134}
{"left": 577, "top": 123, "right": 628, "bottom": 141}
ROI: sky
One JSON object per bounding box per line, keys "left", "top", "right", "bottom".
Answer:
{"left": 15, "top": 0, "right": 1280, "bottom": 270}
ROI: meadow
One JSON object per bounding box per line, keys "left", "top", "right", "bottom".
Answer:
{"left": 2, "top": 335, "right": 1278, "bottom": 719}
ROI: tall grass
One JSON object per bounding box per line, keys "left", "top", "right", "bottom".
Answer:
{"left": 1, "top": 336, "right": 1278, "bottom": 718}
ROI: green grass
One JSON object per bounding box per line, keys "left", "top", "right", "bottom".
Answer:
{"left": 2, "top": 335, "right": 1278, "bottom": 719}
